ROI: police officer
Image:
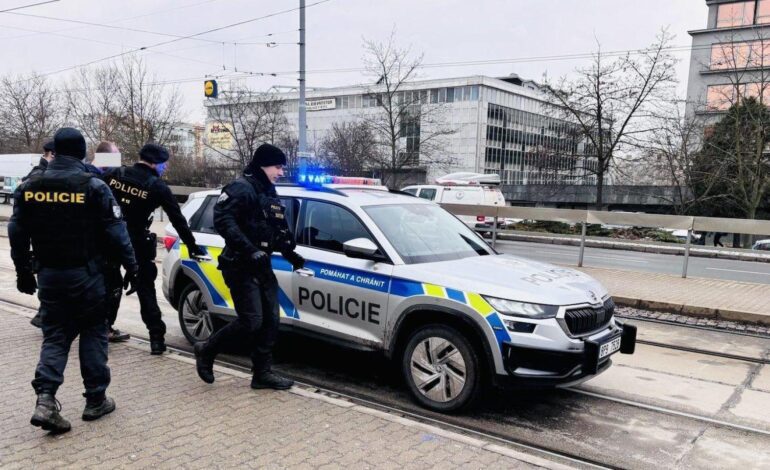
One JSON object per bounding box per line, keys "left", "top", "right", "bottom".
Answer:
{"left": 102, "top": 143, "right": 205, "bottom": 354}
{"left": 194, "top": 143, "right": 304, "bottom": 390}
{"left": 26, "top": 140, "right": 56, "bottom": 329}
{"left": 8, "top": 128, "right": 138, "bottom": 434}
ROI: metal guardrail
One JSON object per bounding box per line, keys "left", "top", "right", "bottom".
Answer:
{"left": 440, "top": 203, "right": 770, "bottom": 278}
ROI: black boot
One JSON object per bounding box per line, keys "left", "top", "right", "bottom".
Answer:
{"left": 193, "top": 342, "right": 215, "bottom": 384}
{"left": 251, "top": 370, "right": 294, "bottom": 390}
{"left": 30, "top": 393, "right": 71, "bottom": 434}
{"left": 82, "top": 394, "right": 116, "bottom": 421}
{"left": 30, "top": 311, "right": 43, "bottom": 328}
{"left": 108, "top": 328, "right": 130, "bottom": 343}
{"left": 150, "top": 335, "right": 166, "bottom": 355}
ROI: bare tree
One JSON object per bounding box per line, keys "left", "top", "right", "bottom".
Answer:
{"left": 0, "top": 73, "right": 61, "bottom": 153}
{"left": 63, "top": 66, "right": 123, "bottom": 147}
{"left": 115, "top": 57, "right": 183, "bottom": 159}
{"left": 542, "top": 29, "right": 678, "bottom": 209}
{"left": 319, "top": 121, "right": 379, "bottom": 174}
{"left": 361, "top": 33, "right": 456, "bottom": 188}
{"left": 638, "top": 101, "right": 728, "bottom": 214}
{"left": 62, "top": 58, "right": 183, "bottom": 161}
{"left": 205, "top": 84, "right": 291, "bottom": 168}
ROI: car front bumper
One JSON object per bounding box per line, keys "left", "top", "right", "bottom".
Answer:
{"left": 495, "top": 322, "right": 637, "bottom": 389}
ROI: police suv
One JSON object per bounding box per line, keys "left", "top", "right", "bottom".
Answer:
{"left": 161, "top": 176, "right": 636, "bottom": 412}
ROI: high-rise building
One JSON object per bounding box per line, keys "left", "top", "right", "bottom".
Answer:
{"left": 686, "top": 0, "right": 770, "bottom": 120}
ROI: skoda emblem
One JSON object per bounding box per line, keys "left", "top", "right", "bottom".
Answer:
{"left": 588, "top": 290, "right": 598, "bottom": 303}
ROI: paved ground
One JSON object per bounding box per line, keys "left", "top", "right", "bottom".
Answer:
{"left": 0, "top": 308, "right": 551, "bottom": 470}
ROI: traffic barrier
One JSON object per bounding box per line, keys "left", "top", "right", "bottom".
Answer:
{"left": 440, "top": 203, "right": 770, "bottom": 278}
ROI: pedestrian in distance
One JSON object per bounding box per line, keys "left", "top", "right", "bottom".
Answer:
{"left": 194, "top": 143, "right": 305, "bottom": 390}
{"left": 26, "top": 140, "right": 57, "bottom": 329}
{"left": 102, "top": 143, "right": 205, "bottom": 354}
{"left": 8, "top": 127, "right": 139, "bottom": 435}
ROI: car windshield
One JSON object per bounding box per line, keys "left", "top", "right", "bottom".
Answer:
{"left": 364, "top": 203, "right": 493, "bottom": 264}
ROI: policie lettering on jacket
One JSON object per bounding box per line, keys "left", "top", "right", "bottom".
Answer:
{"left": 23, "top": 191, "right": 86, "bottom": 203}
{"left": 107, "top": 179, "right": 149, "bottom": 200}
{"left": 298, "top": 287, "right": 381, "bottom": 325}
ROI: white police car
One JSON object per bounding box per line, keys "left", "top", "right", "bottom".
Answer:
{"left": 161, "top": 176, "right": 635, "bottom": 412}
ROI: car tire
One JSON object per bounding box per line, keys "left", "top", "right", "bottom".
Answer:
{"left": 177, "top": 283, "right": 216, "bottom": 344}
{"left": 401, "top": 324, "right": 482, "bottom": 412}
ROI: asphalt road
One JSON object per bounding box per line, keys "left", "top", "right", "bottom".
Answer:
{"left": 494, "top": 239, "right": 770, "bottom": 284}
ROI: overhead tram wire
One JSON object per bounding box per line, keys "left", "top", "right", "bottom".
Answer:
{"left": 0, "top": 0, "right": 59, "bottom": 13}
{"left": 0, "top": 0, "right": 224, "bottom": 41}
{"left": 10, "top": 0, "right": 334, "bottom": 84}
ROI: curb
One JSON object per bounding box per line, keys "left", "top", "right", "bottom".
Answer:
{"left": 612, "top": 296, "right": 770, "bottom": 327}
{"left": 495, "top": 232, "right": 770, "bottom": 264}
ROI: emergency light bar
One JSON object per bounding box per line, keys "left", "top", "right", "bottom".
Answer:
{"left": 297, "top": 170, "right": 382, "bottom": 188}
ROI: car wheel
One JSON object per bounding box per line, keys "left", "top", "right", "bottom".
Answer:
{"left": 401, "top": 324, "right": 481, "bottom": 412}
{"left": 178, "top": 283, "right": 215, "bottom": 344}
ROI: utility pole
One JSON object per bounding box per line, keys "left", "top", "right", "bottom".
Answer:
{"left": 298, "top": 0, "right": 307, "bottom": 156}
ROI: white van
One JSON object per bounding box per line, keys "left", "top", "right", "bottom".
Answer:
{"left": 402, "top": 173, "right": 508, "bottom": 232}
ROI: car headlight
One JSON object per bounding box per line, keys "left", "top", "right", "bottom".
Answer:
{"left": 483, "top": 296, "right": 559, "bottom": 319}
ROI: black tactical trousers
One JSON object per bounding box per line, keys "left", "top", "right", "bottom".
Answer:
{"left": 104, "top": 262, "right": 123, "bottom": 327}
{"left": 32, "top": 267, "right": 110, "bottom": 398}
{"left": 205, "top": 267, "right": 280, "bottom": 373}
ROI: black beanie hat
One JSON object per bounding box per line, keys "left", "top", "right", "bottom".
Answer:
{"left": 245, "top": 143, "right": 286, "bottom": 175}
{"left": 43, "top": 140, "right": 55, "bottom": 152}
{"left": 139, "top": 143, "right": 170, "bottom": 164}
{"left": 53, "top": 128, "right": 86, "bottom": 159}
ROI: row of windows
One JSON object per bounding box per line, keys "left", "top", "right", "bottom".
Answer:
{"left": 481, "top": 167, "right": 597, "bottom": 186}
{"left": 716, "top": 1, "right": 770, "bottom": 28}
{"left": 710, "top": 40, "right": 770, "bottom": 70}
{"left": 284, "top": 84, "right": 545, "bottom": 113}
{"left": 706, "top": 82, "right": 770, "bottom": 110}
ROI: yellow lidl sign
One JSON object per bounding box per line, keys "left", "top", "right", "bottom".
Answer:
{"left": 204, "top": 80, "right": 218, "bottom": 98}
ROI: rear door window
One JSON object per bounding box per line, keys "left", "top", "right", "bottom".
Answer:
{"left": 189, "top": 195, "right": 218, "bottom": 234}
{"left": 417, "top": 188, "right": 437, "bottom": 200}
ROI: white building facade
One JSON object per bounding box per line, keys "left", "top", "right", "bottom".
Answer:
{"left": 206, "top": 74, "right": 597, "bottom": 186}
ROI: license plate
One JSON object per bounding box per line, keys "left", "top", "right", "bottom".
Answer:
{"left": 599, "top": 336, "right": 622, "bottom": 359}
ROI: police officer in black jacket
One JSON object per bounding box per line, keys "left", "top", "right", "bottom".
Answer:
{"left": 8, "top": 128, "right": 138, "bottom": 434}
{"left": 194, "top": 143, "right": 304, "bottom": 390}
{"left": 26, "top": 140, "right": 56, "bottom": 329}
{"left": 102, "top": 144, "right": 205, "bottom": 354}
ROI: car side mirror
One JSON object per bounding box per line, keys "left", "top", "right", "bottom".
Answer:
{"left": 343, "top": 238, "right": 385, "bottom": 262}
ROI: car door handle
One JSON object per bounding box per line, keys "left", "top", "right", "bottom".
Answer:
{"left": 295, "top": 268, "right": 315, "bottom": 277}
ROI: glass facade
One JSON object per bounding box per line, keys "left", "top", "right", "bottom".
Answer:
{"left": 710, "top": 40, "right": 770, "bottom": 69}
{"left": 706, "top": 82, "right": 770, "bottom": 110}
{"left": 717, "top": 1, "right": 756, "bottom": 28}
{"left": 482, "top": 103, "right": 597, "bottom": 186}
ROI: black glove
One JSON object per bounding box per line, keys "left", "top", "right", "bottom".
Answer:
{"left": 284, "top": 251, "right": 305, "bottom": 271}
{"left": 16, "top": 270, "right": 37, "bottom": 295}
{"left": 188, "top": 244, "right": 207, "bottom": 259}
{"left": 250, "top": 251, "right": 271, "bottom": 272}
{"left": 123, "top": 265, "right": 139, "bottom": 296}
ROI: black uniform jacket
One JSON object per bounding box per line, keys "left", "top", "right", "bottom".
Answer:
{"left": 8, "top": 155, "right": 137, "bottom": 272}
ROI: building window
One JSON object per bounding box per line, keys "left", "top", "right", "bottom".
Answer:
{"left": 716, "top": 1, "right": 755, "bottom": 28}
{"left": 711, "top": 41, "right": 770, "bottom": 69}
{"left": 758, "top": 0, "right": 770, "bottom": 23}
{"left": 707, "top": 84, "right": 737, "bottom": 110}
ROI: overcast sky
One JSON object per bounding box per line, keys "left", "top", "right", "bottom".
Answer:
{"left": 1, "top": 0, "right": 707, "bottom": 121}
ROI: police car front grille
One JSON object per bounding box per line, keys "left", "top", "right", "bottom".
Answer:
{"left": 564, "top": 298, "right": 614, "bottom": 336}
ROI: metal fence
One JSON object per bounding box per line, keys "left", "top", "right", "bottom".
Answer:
{"left": 439, "top": 203, "right": 770, "bottom": 278}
